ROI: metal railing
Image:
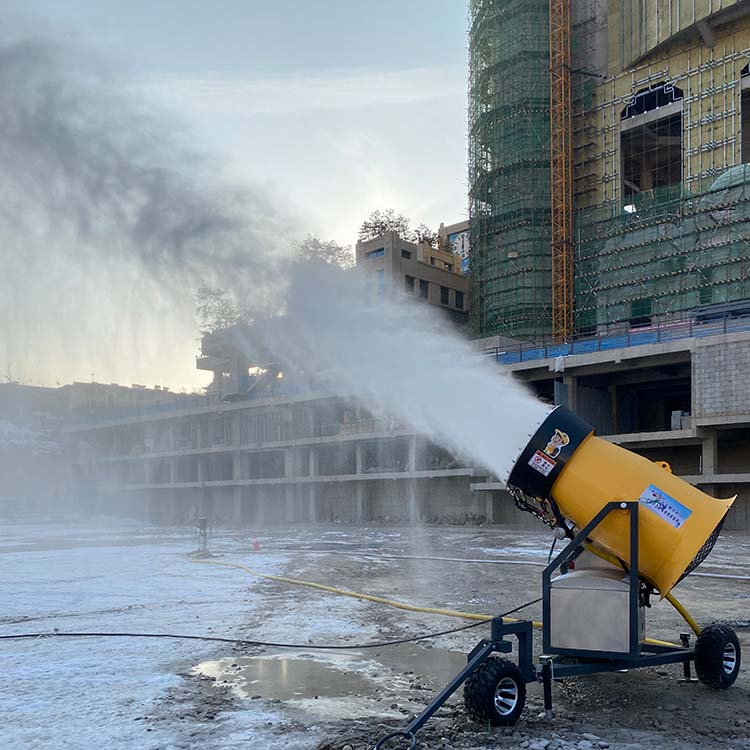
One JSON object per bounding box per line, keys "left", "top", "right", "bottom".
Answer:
{"left": 487, "top": 315, "right": 750, "bottom": 365}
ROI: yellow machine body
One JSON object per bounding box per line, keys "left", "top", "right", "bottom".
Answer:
{"left": 551, "top": 433, "right": 735, "bottom": 596}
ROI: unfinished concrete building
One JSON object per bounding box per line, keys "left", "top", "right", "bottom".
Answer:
{"left": 468, "top": 1, "right": 750, "bottom": 530}
{"left": 64, "top": 322, "right": 497, "bottom": 527}
{"left": 469, "top": 0, "right": 750, "bottom": 339}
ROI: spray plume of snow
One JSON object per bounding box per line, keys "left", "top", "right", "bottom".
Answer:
{"left": 0, "top": 30, "right": 548, "bottom": 481}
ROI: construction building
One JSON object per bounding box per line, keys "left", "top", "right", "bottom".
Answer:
{"left": 59, "top": 5, "right": 750, "bottom": 532}
{"left": 466, "top": 1, "right": 750, "bottom": 530}
{"left": 64, "top": 325, "right": 493, "bottom": 526}
{"left": 469, "top": 0, "right": 750, "bottom": 341}
{"left": 356, "top": 230, "right": 469, "bottom": 323}
{"left": 62, "top": 314, "right": 750, "bottom": 530}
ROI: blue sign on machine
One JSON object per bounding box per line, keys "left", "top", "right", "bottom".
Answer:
{"left": 638, "top": 484, "right": 693, "bottom": 528}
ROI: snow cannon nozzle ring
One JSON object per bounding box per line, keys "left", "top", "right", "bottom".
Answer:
{"left": 507, "top": 406, "right": 594, "bottom": 499}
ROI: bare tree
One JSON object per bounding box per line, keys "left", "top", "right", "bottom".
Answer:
{"left": 413, "top": 222, "right": 439, "bottom": 247}
{"left": 194, "top": 286, "right": 241, "bottom": 334}
{"left": 293, "top": 234, "right": 354, "bottom": 269}
{"left": 358, "top": 209, "right": 412, "bottom": 242}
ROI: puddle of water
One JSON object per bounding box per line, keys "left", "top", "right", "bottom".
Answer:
{"left": 197, "top": 653, "right": 373, "bottom": 700}
{"left": 195, "top": 643, "right": 467, "bottom": 703}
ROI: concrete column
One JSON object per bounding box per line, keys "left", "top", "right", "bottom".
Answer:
{"left": 356, "top": 483, "right": 366, "bottom": 523}
{"left": 284, "top": 448, "right": 296, "bottom": 523}
{"left": 308, "top": 446, "right": 318, "bottom": 522}
{"left": 407, "top": 436, "right": 419, "bottom": 522}
{"left": 407, "top": 479, "right": 418, "bottom": 523}
{"left": 232, "top": 452, "right": 244, "bottom": 480}
{"left": 408, "top": 435, "right": 418, "bottom": 472}
{"left": 563, "top": 374, "right": 578, "bottom": 411}
{"left": 609, "top": 384, "right": 618, "bottom": 433}
{"left": 169, "top": 458, "right": 177, "bottom": 484}
{"left": 355, "top": 443, "right": 366, "bottom": 522}
{"left": 232, "top": 487, "right": 243, "bottom": 524}
{"left": 485, "top": 493, "right": 495, "bottom": 525}
{"left": 701, "top": 428, "right": 719, "bottom": 497}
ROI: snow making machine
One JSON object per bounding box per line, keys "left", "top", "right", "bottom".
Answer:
{"left": 375, "top": 406, "right": 740, "bottom": 749}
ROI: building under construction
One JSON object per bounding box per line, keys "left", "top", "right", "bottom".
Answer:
{"left": 469, "top": 0, "right": 750, "bottom": 341}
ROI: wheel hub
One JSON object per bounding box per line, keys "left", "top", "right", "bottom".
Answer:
{"left": 494, "top": 677, "right": 519, "bottom": 716}
{"left": 723, "top": 642, "right": 738, "bottom": 674}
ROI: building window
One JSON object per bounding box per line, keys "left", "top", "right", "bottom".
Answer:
{"left": 366, "top": 248, "right": 385, "bottom": 260}
{"left": 620, "top": 83, "right": 683, "bottom": 202}
{"left": 368, "top": 269, "right": 385, "bottom": 295}
{"left": 444, "top": 263, "right": 453, "bottom": 271}
{"left": 440, "top": 286, "right": 450, "bottom": 305}
{"left": 405, "top": 275, "right": 415, "bottom": 294}
{"left": 212, "top": 419, "right": 226, "bottom": 445}
{"left": 630, "top": 298, "right": 652, "bottom": 326}
{"left": 455, "top": 290, "right": 464, "bottom": 310}
{"left": 419, "top": 279, "right": 429, "bottom": 299}
{"left": 401, "top": 249, "right": 412, "bottom": 260}
{"left": 430, "top": 257, "right": 436, "bottom": 266}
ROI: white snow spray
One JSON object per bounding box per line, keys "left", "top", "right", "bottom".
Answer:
{"left": 250, "top": 262, "right": 551, "bottom": 482}
{"left": 0, "top": 30, "right": 549, "bottom": 482}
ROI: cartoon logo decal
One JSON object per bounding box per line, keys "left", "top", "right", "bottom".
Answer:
{"left": 543, "top": 429, "right": 570, "bottom": 459}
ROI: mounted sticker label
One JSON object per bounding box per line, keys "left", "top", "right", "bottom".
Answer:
{"left": 529, "top": 450, "right": 556, "bottom": 476}
{"left": 543, "top": 429, "right": 570, "bottom": 459}
{"left": 639, "top": 484, "right": 692, "bottom": 528}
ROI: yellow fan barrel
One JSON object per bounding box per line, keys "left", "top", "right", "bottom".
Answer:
{"left": 507, "top": 406, "right": 734, "bottom": 596}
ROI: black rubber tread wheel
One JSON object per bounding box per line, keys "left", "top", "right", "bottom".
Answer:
{"left": 464, "top": 658, "right": 526, "bottom": 726}
{"left": 695, "top": 623, "right": 741, "bottom": 689}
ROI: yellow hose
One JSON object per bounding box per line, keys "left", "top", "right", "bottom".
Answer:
{"left": 193, "top": 552, "right": 692, "bottom": 646}
{"left": 190, "top": 556, "right": 543, "bottom": 626}
{"left": 665, "top": 591, "right": 701, "bottom": 637}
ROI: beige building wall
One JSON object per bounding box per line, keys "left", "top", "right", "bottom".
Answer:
{"left": 356, "top": 231, "right": 469, "bottom": 319}
{"left": 611, "top": 0, "right": 747, "bottom": 70}
{"left": 574, "top": 4, "right": 750, "bottom": 211}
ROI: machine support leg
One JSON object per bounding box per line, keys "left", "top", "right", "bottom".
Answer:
{"left": 373, "top": 640, "right": 499, "bottom": 749}
{"left": 541, "top": 659, "right": 554, "bottom": 719}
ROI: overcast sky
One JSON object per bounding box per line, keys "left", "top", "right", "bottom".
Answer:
{"left": 17, "top": 0, "right": 469, "bottom": 247}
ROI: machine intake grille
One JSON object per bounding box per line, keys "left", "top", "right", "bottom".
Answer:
{"left": 680, "top": 517, "right": 725, "bottom": 581}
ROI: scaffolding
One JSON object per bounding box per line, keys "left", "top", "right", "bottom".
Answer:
{"left": 468, "top": 0, "right": 553, "bottom": 340}
{"left": 469, "top": 1, "right": 750, "bottom": 342}
{"left": 550, "top": 0, "right": 575, "bottom": 340}
{"left": 572, "top": 7, "right": 750, "bottom": 334}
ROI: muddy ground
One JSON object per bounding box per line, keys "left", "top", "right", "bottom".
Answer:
{"left": 165, "top": 526, "right": 750, "bottom": 750}
{"left": 3, "top": 522, "right": 749, "bottom": 749}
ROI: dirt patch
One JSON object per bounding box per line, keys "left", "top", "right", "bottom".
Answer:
{"left": 146, "top": 525, "right": 750, "bottom": 749}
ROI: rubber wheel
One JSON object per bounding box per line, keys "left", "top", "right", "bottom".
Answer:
{"left": 695, "top": 623, "right": 741, "bottom": 689}
{"left": 464, "top": 658, "right": 526, "bottom": 726}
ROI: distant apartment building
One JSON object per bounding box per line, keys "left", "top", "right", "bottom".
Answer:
{"left": 356, "top": 230, "right": 469, "bottom": 324}
{"left": 438, "top": 219, "right": 470, "bottom": 274}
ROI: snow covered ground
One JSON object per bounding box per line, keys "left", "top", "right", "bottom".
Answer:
{"left": 1, "top": 522, "right": 358, "bottom": 749}
{"left": 3, "top": 520, "right": 749, "bottom": 750}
